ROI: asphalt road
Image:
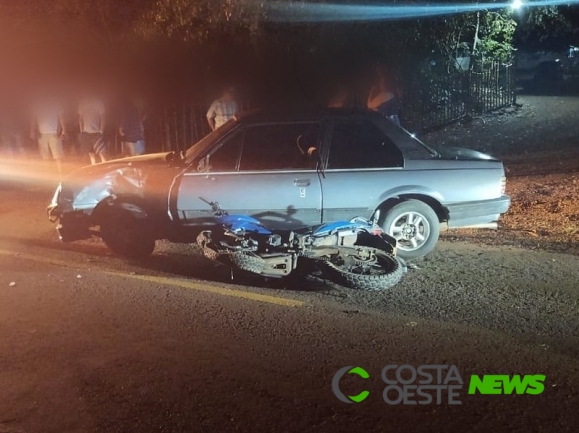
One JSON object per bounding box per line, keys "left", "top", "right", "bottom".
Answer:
{"left": 0, "top": 178, "right": 578, "bottom": 433}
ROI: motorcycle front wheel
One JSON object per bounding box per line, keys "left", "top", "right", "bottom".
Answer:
{"left": 321, "top": 247, "right": 403, "bottom": 291}
{"left": 230, "top": 252, "right": 266, "bottom": 275}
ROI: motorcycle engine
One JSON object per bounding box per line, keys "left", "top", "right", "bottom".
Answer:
{"left": 267, "top": 234, "right": 283, "bottom": 247}
{"left": 219, "top": 236, "right": 259, "bottom": 251}
{"left": 313, "top": 230, "right": 358, "bottom": 247}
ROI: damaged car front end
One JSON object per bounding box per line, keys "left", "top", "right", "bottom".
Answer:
{"left": 47, "top": 153, "right": 181, "bottom": 258}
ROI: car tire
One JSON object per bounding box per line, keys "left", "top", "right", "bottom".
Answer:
{"left": 381, "top": 200, "right": 440, "bottom": 260}
{"left": 100, "top": 209, "right": 155, "bottom": 260}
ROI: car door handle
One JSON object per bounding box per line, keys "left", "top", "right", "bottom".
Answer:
{"left": 294, "top": 179, "right": 310, "bottom": 187}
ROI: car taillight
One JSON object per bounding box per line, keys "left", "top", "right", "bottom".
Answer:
{"left": 500, "top": 176, "right": 507, "bottom": 195}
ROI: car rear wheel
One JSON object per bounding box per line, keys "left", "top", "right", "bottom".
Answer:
{"left": 100, "top": 209, "right": 155, "bottom": 260}
{"left": 381, "top": 200, "right": 440, "bottom": 260}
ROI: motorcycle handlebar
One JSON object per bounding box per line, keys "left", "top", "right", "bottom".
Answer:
{"left": 199, "top": 197, "right": 225, "bottom": 214}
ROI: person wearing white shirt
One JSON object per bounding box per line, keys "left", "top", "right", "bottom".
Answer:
{"left": 206, "top": 87, "right": 238, "bottom": 131}
{"left": 78, "top": 97, "right": 106, "bottom": 165}
{"left": 31, "top": 100, "right": 65, "bottom": 177}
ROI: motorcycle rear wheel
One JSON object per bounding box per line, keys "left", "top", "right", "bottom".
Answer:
{"left": 321, "top": 247, "right": 403, "bottom": 291}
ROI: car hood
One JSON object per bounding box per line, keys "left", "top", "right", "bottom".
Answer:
{"left": 66, "top": 152, "right": 175, "bottom": 179}
{"left": 56, "top": 151, "right": 185, "bottom": 212}
{"left": 434, "top": 146, "right": 498, "bottom": 162}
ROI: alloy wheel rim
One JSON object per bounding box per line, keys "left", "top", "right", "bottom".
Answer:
{"left": 388, "top": 211, "right": 430, "bottom": 251}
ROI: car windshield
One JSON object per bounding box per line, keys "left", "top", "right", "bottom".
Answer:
{"left": 184, "top": 119, "right": 238, "bottom": 162}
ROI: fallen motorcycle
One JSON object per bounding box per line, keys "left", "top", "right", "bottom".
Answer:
{"left": 196, "top": 197, "right": 405, "bottom": 291}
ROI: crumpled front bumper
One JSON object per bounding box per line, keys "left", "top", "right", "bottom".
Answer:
{"left": 47, "top": 203, "right": 92, "bottom": 243}
{"left": 57, "top": 213, "right": 92, "bottom": 243}
{"left": 47, "top": 203, "right": 61, "bottom": 222}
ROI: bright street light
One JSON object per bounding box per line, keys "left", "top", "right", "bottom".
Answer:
{"left": 511, "top": 0, "right": 524, "bottom": 10}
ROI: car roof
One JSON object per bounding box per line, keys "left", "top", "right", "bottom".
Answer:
{"left": 235, "top": 107, "right": 384, "bottom": 123}
{"left": 232, "top": 107, "right": 436, "bottom": 160}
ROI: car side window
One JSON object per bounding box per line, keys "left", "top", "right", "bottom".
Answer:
{"left": 238, "top": 123, "right": 321, "bottom": 171}
{"left": 197, "top": 130, "right": 243, "bottom": 172}
{"left": 328, "top": 119, "right": 404, "bottom": 169}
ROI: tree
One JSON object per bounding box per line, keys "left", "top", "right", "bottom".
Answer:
{"left": 477, "top": 11, "right": 517, "bottom": 64}
{"left": 515, "top": 5, "right": 575, "bottom": 50}
{"left": 136, "top": 0, "right": 261, "bottom": 43}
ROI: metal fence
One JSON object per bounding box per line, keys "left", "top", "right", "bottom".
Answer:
{"left": 401, "top": 61, "right": 515, "bottom": 132}
{"left": 141, "top": 104, "right": 211, "bottom": 154}
{"left": 144, "top": 101, "right": 254, "bottom": 154}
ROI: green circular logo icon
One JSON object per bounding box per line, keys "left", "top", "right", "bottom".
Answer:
{"left": 332, "top": 366, "right": 370, "bottom": 403}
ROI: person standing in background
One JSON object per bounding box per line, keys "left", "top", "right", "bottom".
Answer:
{"left": 119, "top": 98, "right": 146, "bottom": 156}
{"left": 206, "top": 87, "right": 238, "bottom": 131}
{"left": 367, "top": 68, "right": 402, "bottom": 126}
{"left": 31, "top": 99, "right": 66, "bottom": 177}
{"left": 62, "top": 104, "right": 81, "bottom": 159}
{"left": 78, "top": 95, "right": 106, "bottom": 164}
{"left": 0, "top": 104, "right": 26, "bottom": 157}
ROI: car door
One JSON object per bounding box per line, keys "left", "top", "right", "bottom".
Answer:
{"left": 173, "top": 121, "right": 323, "bottom": 229}
{"left": 320, "top": 117, "right": 405, "bottom": 222}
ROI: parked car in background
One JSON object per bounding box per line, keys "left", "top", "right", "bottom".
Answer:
{"left": 530, "top": 60, "right": 564, "bottom": 94}
{"left": 47, "top": 108, "right": 510, "bottom": 260}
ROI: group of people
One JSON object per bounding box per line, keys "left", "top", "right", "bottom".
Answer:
{"left": 37, "top": 96, "right": 146, "bottom": 165}
{"left": 1, "top": 72, "right": 400, "bottom": 178}
{"left": 30, "top": 95, "right": 107, "bottom": 176}
{"left": 0, "top": 86, "right": 235, "bottom": 178}
{"left": 0, "top": 95, "right": 148, "bottom": 177}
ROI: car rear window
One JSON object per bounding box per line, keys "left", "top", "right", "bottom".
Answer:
{"left": 328, "top": 119, "right": 404, "bottom": 169}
